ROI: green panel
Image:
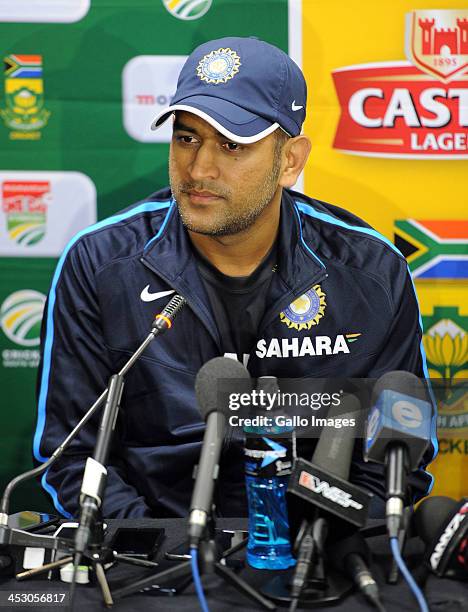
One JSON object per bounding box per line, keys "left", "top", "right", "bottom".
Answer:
{"left": 0, "top": 0, "right": 289, "bottom": 513}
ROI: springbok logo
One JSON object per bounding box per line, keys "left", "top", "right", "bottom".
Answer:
{"left": 0, "top": 290, "right": 46, "bottom": 347}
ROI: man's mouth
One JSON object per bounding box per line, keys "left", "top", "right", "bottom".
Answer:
{"left": 185, "top": 189, "right": 223, "bottom": 203}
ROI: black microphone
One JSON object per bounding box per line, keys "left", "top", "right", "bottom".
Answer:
{"left": 364, "top": 371, "right": 433, "bottom": 537}
{"left": 286, "top": 394, "right": 372, "bottom": 609}
{"left": 152, "top": 293, "right": 186, "bottom": 333}
{"left": 414, "top": 495, "right": 468, "bottom": 580}
{"left": 288, "top": 393, "right": 371, "bottom": 530}
{"left": 188, "top": 357, "right": 251, "bottom": 548}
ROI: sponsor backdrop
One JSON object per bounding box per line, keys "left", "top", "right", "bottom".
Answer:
{"left": 302, "top": 1, "right": 467, "bottom": 500}
{"left": 0, "top": 0, "right": 465, "bottom": 512}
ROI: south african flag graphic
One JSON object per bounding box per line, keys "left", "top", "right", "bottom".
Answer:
{"left": 394, "top": 220, "right": 468, "bottom": 280}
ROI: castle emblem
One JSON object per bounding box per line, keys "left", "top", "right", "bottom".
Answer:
{"left": 406, "top": 9, "right": 468, "bottom": 82}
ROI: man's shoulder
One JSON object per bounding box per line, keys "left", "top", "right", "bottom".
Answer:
{"left": 287, "top": 189, "right": 406, "bottom": 271}
{"left": 63, "top": 187, "right": 173, "bottom": 268}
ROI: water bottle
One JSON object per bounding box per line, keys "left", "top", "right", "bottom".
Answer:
{"left": 244, "top": 377, "right": 296, "bottom": 570}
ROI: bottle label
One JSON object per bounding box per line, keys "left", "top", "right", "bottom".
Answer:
{"left": 244, "top": 436, "right": 293, "bottom": 478}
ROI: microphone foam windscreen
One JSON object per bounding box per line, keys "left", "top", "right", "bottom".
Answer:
{"left": 372, "top": 370, "right": 428, "bottom": 404}
{"left": 414, "top": 495, "right": 460, "bottom": 544}
{"left": 312, "top": 393, "right": 362, "bottom": 481}
{"left": 195, "top": 356, "right": 252, "bottom": 420}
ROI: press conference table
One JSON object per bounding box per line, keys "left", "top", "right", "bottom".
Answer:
{"left": 1, "top": 518, "right": 466, "bottom": 612}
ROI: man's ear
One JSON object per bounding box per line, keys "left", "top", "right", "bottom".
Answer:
{"left": 279, "top": 135, "right": 312, "bottom": 188}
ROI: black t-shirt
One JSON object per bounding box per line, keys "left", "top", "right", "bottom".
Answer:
{"left": 194, "top": 243, "right": 277, "bottom": 361}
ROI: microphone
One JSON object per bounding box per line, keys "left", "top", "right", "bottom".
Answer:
{"left": 286, "top": 394, "right": 372, "bottom": 609}
{"left": 0, "top": 293, "right": 186, "bottom": 530}
{"left": 74, "top": 374, "right": 124, "bottom": 556}
{"left": 415, "top": 495, "right": 468, "bottom": 580}
{"left": 74, "top": 293, "right": 187, "bottom": 555}
{"left": 288, "top": 393, "right": 371, "bottom": 530}
{"left": 152, "top": 293, "right": 186, "bottom": 333}
{"left": 364, "top": 371, "right": 432, "bottom": 537}
{"left": 188, "top": 357, "right": 251, "bottom": 548}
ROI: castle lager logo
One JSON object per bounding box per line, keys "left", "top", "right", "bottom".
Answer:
{"left": 0, "top": 290, "right": 46, "bottom": 347}
{"left": 2, "top": 181, "right": 50, "bottom": 246}
{"left": 332, "top": 10, "right": 468, "bottom": 158}
{"left": 394, "top": 219, "right": 468, "bottom": 279}
{"left": 407, "top": 10, "right": 468, "bottom": 82}
{"left": 162, "top": 0, "right": 212, "bottom": 21}
{"left": 0, "top": 54, "right": 50, "bottom": 140}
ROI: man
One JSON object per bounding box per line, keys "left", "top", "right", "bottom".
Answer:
{"left": 34, "top": 37, "right": 437, "bottom": 519}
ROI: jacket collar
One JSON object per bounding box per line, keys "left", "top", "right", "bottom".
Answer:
{"left": 141, "top": 190, "right": 326, "bottom": 344}
{"left": 143, "top": 189, "right": 325, "bottom": 290}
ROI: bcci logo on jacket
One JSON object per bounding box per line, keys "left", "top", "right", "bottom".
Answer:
{"left": 0, "top": 55, "right": 50, "bottom": 140}
{"left": 280, "top": 285, "right": 326, "bottom": 330}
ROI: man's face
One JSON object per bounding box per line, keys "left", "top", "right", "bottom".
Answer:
{"left": 169, "top": 111, "right": 283, "bottom": 237}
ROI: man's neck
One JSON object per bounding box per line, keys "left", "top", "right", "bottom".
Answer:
{"left": 188, "top": 195, "right": 281, "bottom": 277}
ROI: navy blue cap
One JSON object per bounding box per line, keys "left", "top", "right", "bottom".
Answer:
{"left": 151, "top": 36, "right": 307, "bottom": 143}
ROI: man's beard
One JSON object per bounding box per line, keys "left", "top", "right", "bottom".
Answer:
{"left": 169, "top": 152, "right": 282, "bottom": 237}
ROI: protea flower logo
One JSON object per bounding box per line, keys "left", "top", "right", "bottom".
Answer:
{"left": 423, "top": 309, "right": 468, "bottom": 381}
{"left": 0, "top": 290, "right": 46, "bottom": 347}
{"left": 162, "top": 0, "right": 212, "bottom": 21}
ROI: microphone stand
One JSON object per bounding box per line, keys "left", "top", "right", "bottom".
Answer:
{"left": 261, "top": 513, "right": 353, "bottom": 609}
{"left": 0, "top": 295, "right": 186, "bottom": 607}
{"left": 0, "top": 294, "right": 186, "bottom": 526}
{"left": 110, "top": 505, "right": 276, "bottom": 611}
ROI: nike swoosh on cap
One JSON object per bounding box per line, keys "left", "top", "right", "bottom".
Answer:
{"left": 291, "top": 101, "right": 303, "bottom": 111}
{"left": 140, "top": 286, "right": 176, "bottom": 302}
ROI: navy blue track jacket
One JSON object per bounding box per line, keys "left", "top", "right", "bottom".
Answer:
{"left": 34, "top": 188, "right": 438, "bottom": 519}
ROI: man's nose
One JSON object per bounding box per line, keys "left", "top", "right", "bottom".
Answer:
{"left": 188, "top": 143, "right": 220, "bottom": 181}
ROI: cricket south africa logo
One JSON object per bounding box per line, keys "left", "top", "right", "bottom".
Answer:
{"left": 2, "top": 181, "right": 50, "bottom": 246}
{"left": 0, "top": 290, "right": 46, "bottom": 347}
{"left": 162, "top": 0, "right": 212, "bottom": 21}
{"left": 280, "top": 285, "right": 326, "bottom": 330}
{"left": 332, "top": 10, "right": 468, "bottom": 158}
{"left": 0, "top": 55, "right": 50, "bottom": 140}
{"left": 197, "top": 48, "right": 241, "bottom": 84}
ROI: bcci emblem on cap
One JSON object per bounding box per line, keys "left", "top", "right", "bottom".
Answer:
{"left": 280, "top": 285, "right": 326, "bottom": 331}
{"left": 197, "top": 48, "right": 241, "bottom": 85}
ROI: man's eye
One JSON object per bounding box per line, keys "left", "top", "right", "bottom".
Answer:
{"left": 176, "top": 135, "right": 197, "bottom": 144}
{"left": 224, "top": 142, "right": 241, "bottom": 152}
